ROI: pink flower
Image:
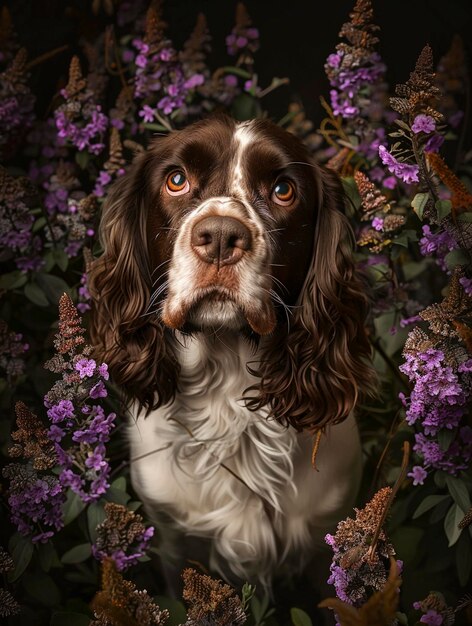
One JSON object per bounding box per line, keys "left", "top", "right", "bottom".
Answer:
{"left": 408, "top": 465, "right": 428, "bottom": 486}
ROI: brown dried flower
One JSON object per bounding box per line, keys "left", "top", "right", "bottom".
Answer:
{"left": 354, "top": 171, "right": 392, "bottom": 219}
{"left": 9, "top": 401, "right": 56, "bottom": 469}
{"left": 0, "top": 546, "right": 14, "bottom": 573}
{"left": 459, "top": 507, "right": 472, "bottom": 530}
{"left": 0, "top": 588, "right": 20, "bottom": 618}
{"left": 319, "top": 558, "right": 401, "bottom": 626}
{"left": 182, "top": 568, "right": 247, "bottom": 626}
{"left": 426, "top": 152, "right": 472, "bottom": 213}
{"left": 90, "top": 558, "right": 169, "bottom": 626}
{"left": 47, "top": 293, "right": 86, "bottom": 357}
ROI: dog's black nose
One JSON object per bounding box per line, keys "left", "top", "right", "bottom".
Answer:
{"left": 191, "top": 216, "right": 252, "bottom": 266}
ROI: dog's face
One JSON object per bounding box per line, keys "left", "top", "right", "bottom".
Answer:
{"left": 144, "top": 118, "right": 318, "bottom": 336}
{"left": 90, "top": 116, "right": 373, "bottom": 430}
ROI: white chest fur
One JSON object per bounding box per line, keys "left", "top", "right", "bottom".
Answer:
{"left": 128, "top": 333, "right": 362, "bottom": 584}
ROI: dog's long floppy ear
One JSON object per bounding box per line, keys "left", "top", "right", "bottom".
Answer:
{"left": 249, "top": 165, "right": 375, "bottom": 432}
{"left": 88, "top": 151, "right": 179, "bottom": 412}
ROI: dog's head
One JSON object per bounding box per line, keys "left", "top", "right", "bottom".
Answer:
{"left": 89, "top": 116, "right": 373, "bottom": 431}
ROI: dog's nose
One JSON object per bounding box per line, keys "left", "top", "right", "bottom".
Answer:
{"left": 191, "top": 216, "right": 252, "bottom": 266}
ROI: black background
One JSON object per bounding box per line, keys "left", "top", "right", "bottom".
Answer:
{"left": 6, "top": 0, "right": 472, "bottom": 130}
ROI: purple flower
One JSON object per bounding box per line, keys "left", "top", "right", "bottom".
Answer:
{"left": 90, "top": 380, "right": 107, "bottom": 399}
{"left": 47, "top": 399, "right": 75, "bottom": 424}
{"left": 98, "top": 363, "right": 109, "bottom": 380}
{"left": 459, "top": 276, "right": 472, "bottom": 297}
{"left": 378, "top": 145, "right": 419, "bottom": 184}
{"left": 75, "top": 358, "right": 97, "bottom": 378}
{"left": 3, "top": 464, "right": 65, "bottom": 542}
{"left": 408, "top": 465, "right": 428, "bottom": 486}
{"left": 425, "top": 133, "right": 444, "bottom": 153}
{"left": 183, "top": 73, "right": 205, "bottom": 90}
{"left": 411, "top": 114, "right": 436, "bottom": 134}
{"left": 372, "top": 217, "right": 384, "bottom": 231}
{"left": 420, "top": 610, "right": 443, "bottom": 626}
{"left": 138, "top": 105, "right": 155, "bottom": 123}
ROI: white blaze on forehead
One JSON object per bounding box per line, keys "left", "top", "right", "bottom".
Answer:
{"left": 230, "top": 121, "right": 258, "bottom": 204}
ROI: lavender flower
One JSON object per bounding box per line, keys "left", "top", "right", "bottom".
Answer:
{"left": 44, "top": 294, "right": 116, "bottom": 502}
{"left": 413, "top": 592, "right": 455, "bottom": 626}
{"left": 54, "top": 57, "right": 108, "bottom": 155}
{"left": 325, "top": 487, "right": 397, "bottom": 617}
{"left": 92, "top": 503, "right": 154, "bottom": 571}
{"left": 2, "top": 463, "right": 65, "bottom": 543}
{"left": 419, "top": 225, "right": 457, "bottom": 272}
{"left": 0, "top": 320, "right": 29, "bottom": 383}
{"left": 408, "top": 465, "right": 428, "bottom": 486}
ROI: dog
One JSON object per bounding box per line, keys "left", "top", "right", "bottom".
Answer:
{"left": 89, "top": 115, "right": 373, "bottom": 589}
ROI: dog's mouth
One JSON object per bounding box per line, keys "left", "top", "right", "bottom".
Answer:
{"left": 161, "top": 287, "right": 276, "bottom": 335}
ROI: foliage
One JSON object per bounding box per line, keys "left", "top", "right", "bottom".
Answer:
{"left": 0, "top": 0, "right": 471, "bottom": 625}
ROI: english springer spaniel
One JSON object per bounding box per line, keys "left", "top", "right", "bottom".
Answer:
{"left": 89, "top": 115, "right": 373, "bottom": 588}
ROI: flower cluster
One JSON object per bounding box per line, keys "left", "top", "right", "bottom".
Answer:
{"left": 9, "top": 401, "right": 56, "bottom": 470}
{"left": 225, "top": 3, "right": 259, "bottom": 60}
{"left": 325, "top": 487, "right": 398, "bottom": 620}
{"left": 44, "top": 294, "right": 116, "bottom": 502}
{"left": 0, "top": 547, "right": 20, "bottom": 618}
{"left": 355, "top": 170, "right": 406, "bottom": 253}
{"left": 182, "top": 568, "right": 247, "bottom": 626}
{"left": 54, "top": 56, "right": 108, "bottom": 155}
{"left": 413, "top": 592, "right": 455, "bottom": 626}
{"left": 400, "top": 272, "right": 472, "bottom": 475}
{"left": 2, "top": 463, "right": 65, "bottom": 543}
{"left": 91, "top": 558, "right": 169, "bottom": 626}
{"left": 92, "top": 503, "right": 154, "bottom": 571}
{"left": 0, "top": 48, "right": 35, "bottom": 160}
{"left": 0, "top": 166, "right": 43, "bottom": 272}
{"left": 0, "top": 320, "right": 29, "bottom": 383}
{"left": 132, "top": 6, "right": 194, "bottom": 117}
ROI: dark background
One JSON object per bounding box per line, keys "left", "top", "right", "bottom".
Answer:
{"left": 5, "top": 0, "right": 472, "bottom": 129}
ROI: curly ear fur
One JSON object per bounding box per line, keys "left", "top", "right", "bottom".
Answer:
{"left": 88, "top": 154, "right": 179, "bottom": 411}
{"left": 247, "top": 165, "right": 375, "bottom": 432}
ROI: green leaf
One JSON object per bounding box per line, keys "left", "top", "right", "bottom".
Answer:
{"left": 457, "top": 212, "right": 472, "bottom": 222}
{"left": 111, "top": 476, "right": 127, "bottom": 491}
{"left": 446, "top": 475, "right": 471, "bottom": 513}
{"left": 87, "top": 501, "right": 106, "bottom": 542}
{"left": 8, "top": 533, "right": 34, "bottom": 582}
{"left": 143, "top": 122, "right": 169, "bottom": 132}
{"left": 24, "top": 281, "right": 49, "bottom": 306}
{"left": 61, "top": 543, "right": 92, "bottom": 564}
{"left": 38, "top": 541, "right": 58, "bottom": 572}
{"left": 413, "top": 494, "right": 451, "bottom": 519}
{"left": 220, "top": 65, "right": 252, "bottom": 79}
{"left": 75, "top": 151, "right": 89, "bottom": 169}
{"left": 0, "top": 270, "right": 28, "bottom": 290}
{"left": 35, "top": 273, "right": 70, "bottom": 306}
{"left": 23, "top": 572, "right": 61, "bottom": 606}
{"left": 445, "top": 248, "right": 470, "bottom": 270}
{"left": 411, "top": 192, "right": 430, "bottom": 219}
{"left": 231, "top": 93, "right": 261, "bottom": 121}
{"left": 342, "top": 176, "right": 361, "bottom": 214}
{"left": 435, "top": 199, "right": 452, "bottom": 220}
{"left": 62, "top": 490, "right": 87, "bottom": 525}
{"left": 51, "top": 612, "right": 91, "bottom": 626}
{"left": 32, "top": 216, "right": 47, "bottom": 233}
{"left": 394, "top": 119, "right": 412, "bottom": 132}
{"left": 456, "top": 528, "right": 472, "bottom": 586}
{"left": 291, "top": 607, "right": 313, "bottom": 626}
{"left": 444, "top": 503, "right": 463, "bottom": 547}
{"left": 392, "top": 229, "right": 418, "bottom": 248}
{"left": 52, "top": 248, "right": 69, "bottom": 272}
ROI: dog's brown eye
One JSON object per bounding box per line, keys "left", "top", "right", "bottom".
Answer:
{"left": 166, "top": 171, "right": 189, "bottom": 196}
{"left": 272, "top": 181, "right": 295, "bottom": 205}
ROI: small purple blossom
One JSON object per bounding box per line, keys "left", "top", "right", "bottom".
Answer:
{"left": 47, "top": 399, "right": 75, "bottom": 424}
{"left": 411, "top": 114, "right": 436, "bottom": 134}
{"left": 408, "top": 465, "right": 428, "bottom": 486}
{"left": 378, "top": 145, "right": 419, "bottom": 184}
{"left": 75, "top": 358, "right": 96, "bottom": 378}
{"left": 372, "top": 216, "right": 384, "bottom": 231}
{"left": 139, "top": 104, "right": 155, "bottom": 123}
{"left": 420, "top": 610, "right": 443, "bottom": 626}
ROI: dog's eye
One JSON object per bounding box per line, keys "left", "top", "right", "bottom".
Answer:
{"left": 272, "top": 181, "right": 295, "bottom": 206}
{"left": 166, "top": 171, "right": 190, "bottom": 196}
